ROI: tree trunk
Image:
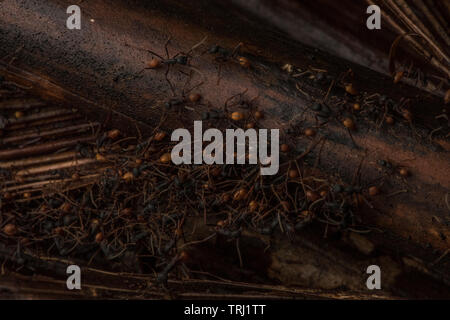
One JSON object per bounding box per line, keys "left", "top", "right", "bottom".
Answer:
{"left": 0, "top": 0, "right": 449, "bottom": 299}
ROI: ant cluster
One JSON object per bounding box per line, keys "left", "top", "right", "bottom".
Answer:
{"left": 0, "top": 105, "right": 376, "bottom": 287}
{"left": 0, "top": 40, "right": 412, "bottom": 286}
{"left": 0, "top": 127, "right": 374, "bottom": 282}
{"left": 287, "top": 61, "right": 445, "bottom": 149}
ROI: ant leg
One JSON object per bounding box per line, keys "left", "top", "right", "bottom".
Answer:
{"left": 352, "top": 151, "right": 367, "bottom": 186}
{"left": 186, "top": 65, "right": 204, "bottom": 84}
{"left": 165, "top": 64, "right": 176, "bottom": 96}
{"left": 123, "top": 42, "right": 164, "bottom": 60}
{"left": 164, "top": 36, "right": 172, "bottom": 60}
{"left": 163, "top": 36, "right": 178, "bottom": 96}
{"left": 184, "top": 79, "right": 204, "bottom": 98}
{"left": 181, "top": 70, "right": 192, "bottom": 97}
{"left": 236, "top": 238, "right": 243, "bottom": 268}
{"left": 186, "top": 35, "right": 208, "bottom": 57}
{"left": 216, "top": 62, "right": 222, "bottom": 85}
{"left": 231, "top": 42, "right": 244, "bottom": 57}
{"left": 346, "top": 128, "right": 359, "bottom": 149}
{"left": 181, "top": 68, "right": 204, "bottom": 97}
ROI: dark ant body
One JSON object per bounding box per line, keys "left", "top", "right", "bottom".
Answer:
{"left": 295, "top": 216, "right": 313, "bottom": 231}
{"left": 378, "top": 159, "right": 393, "bottom": 169}
{"left": 0, "top": 114, "right": 8, "bottom": 129}
{"left": 160, "top": 55, "right": 188, "bottom": 66}
{"left": 208, "top": 45, "right": 231, "bottom": 59}
{"left": 311, "top": 102, "right": 331, "bottom": 122}
{"left": 164, "top": 98, "right": 184, "bottom": 109}
{"left": 208, "top": 42, "right": 244, "bottom": 60}
{"left": 216, "top": 226, "right": 242, "bottom": 239}
{"left": 256, "top": 217, "right": 279, "bottom": 235}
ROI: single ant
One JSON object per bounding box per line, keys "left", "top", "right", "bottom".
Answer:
{"left": 125, "top": 36, "right": 207, "bottom": 96}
